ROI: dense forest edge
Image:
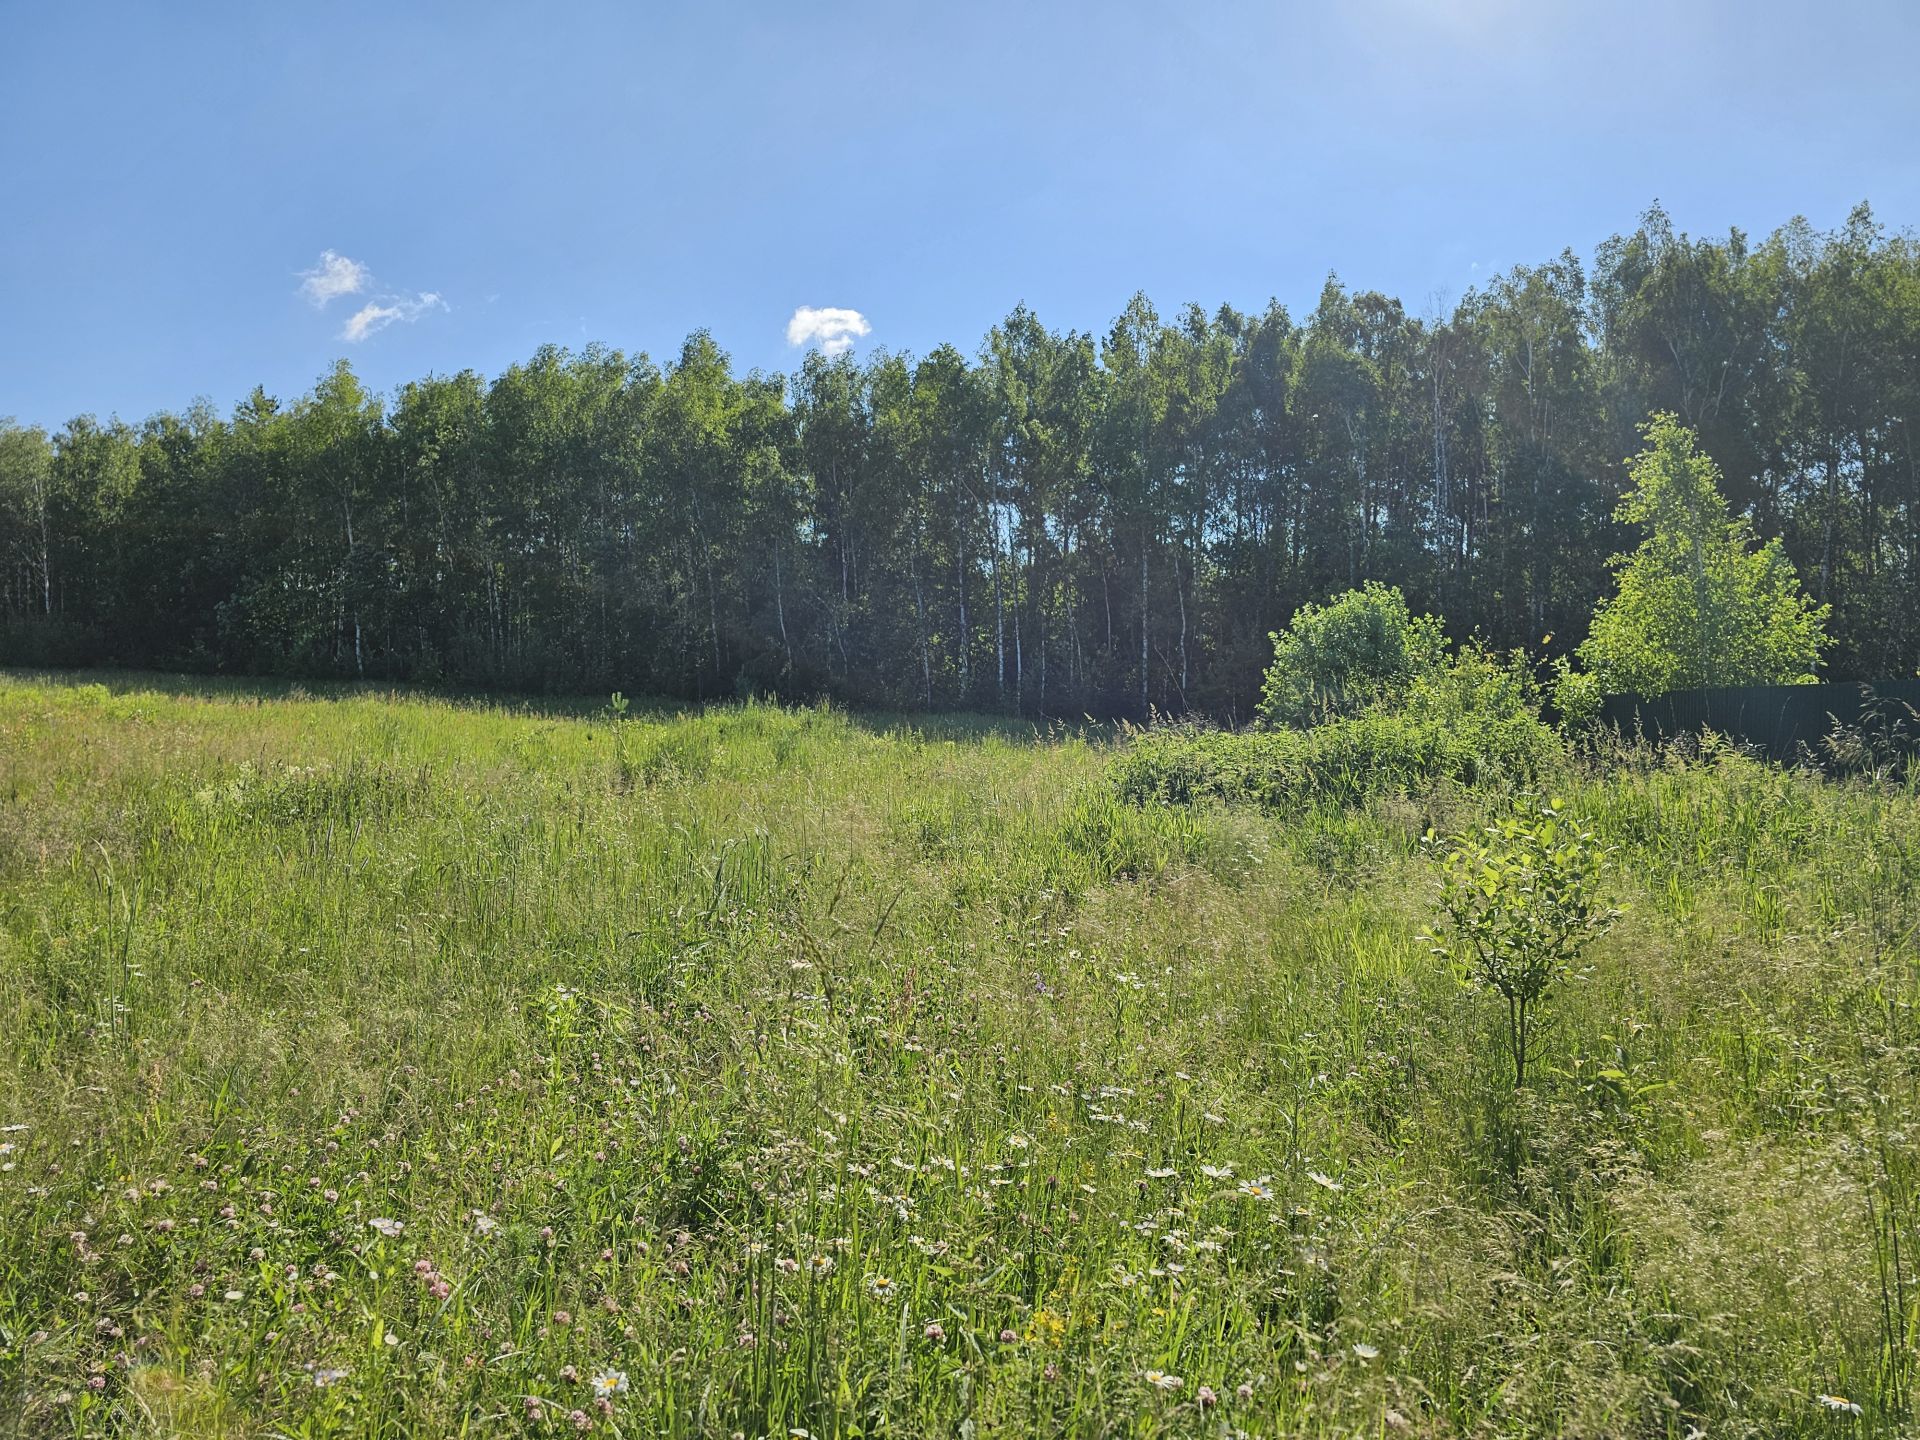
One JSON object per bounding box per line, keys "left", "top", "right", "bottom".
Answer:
{"left": 4, "top": 202, "right": 1918, "bottom": 717}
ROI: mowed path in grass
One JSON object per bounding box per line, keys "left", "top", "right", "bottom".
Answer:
{"left": 1, "top": 671, "right": 1918, "bottom": 1438}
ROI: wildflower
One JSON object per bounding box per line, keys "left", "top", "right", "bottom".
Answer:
{"left": 1144, "top": 1166, "right": 1177, "bottom": 1179}
{"left": 1818, "top": 1394, "right": 1864, "bottom": 1416}
{"left": 472, "top": 1211, "right": 498, "bottom": 1235}
{"left": 1144, "top": 1370, "right": 1184, "bottom": 1391}
{"left": 999, "top": 1328, "right": 1018, "bottom": 1343}
{"left": 924, "top": 1322, "right": 946, "bottom": 1343}
{"left": 312, "top": 1367, "right": 348, "bottom": 1388}
{"left": 590, "top": 1370, "right": 628, "bottom": 1398}
{"left": 1006, "top": 1133, "right": 1030, "bottom": 1149}
{"left": 1197, "top": 1385, "right": 1218, "bottom": 1408}
{"left": 1236, "top": 1382, "right": 1254, "bottom": 1401}
{"left": 866, "top": 1274, "right": 898, "bottom": 1300}
{"left": 1307, "top": 1170, "right": 1343, "bottom": 1193}
{"left": 775, "top": 1256, "right": 800, "bottom": 1273}
{"left": 368, "top": 1217, "right": 404, "bottom": 1239}
{"left": 1199, "top": 1163, "right": 1235, "bottom": 1180}
{"left": 570, "top": 1408, "right": 591, "bottom": 1431}
{"left": 1353, "top": 1342, "right": 1380, "bottom": 1361}
{"left": 222, "top": 1289, "right": 244, "bottom": 1302}
{"left": 560, "top": 1364, "right": 580, "bottom": 1383}
{"left": 1237, "top": 1178, "right": 1275, "bottom": 1201}
{"left": 806, "top": 1254, "right": 835, "bottom": 1277}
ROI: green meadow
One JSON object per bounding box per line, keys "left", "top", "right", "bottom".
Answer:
{"left": 2, "top": 671, "right": 1918, "bottom": 1438}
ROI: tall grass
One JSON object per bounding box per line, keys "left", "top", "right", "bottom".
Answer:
{"left": 0, "top": 672, "right": 1916, "bottom": 1437}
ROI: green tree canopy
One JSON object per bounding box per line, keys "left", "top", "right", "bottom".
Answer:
{"left": 1577, "top": 413, "right": 1830, "bottom": 696}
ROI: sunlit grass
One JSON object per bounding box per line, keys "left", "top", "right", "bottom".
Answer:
{"left": 1, "top": 672, "right": 1917, "bottom": 1437}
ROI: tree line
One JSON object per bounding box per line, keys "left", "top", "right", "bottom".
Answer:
{"left": 3, "top": 202, "right": 1917, "bottom": 717}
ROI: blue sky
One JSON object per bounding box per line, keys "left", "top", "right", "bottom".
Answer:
{"left": 3, "top": 0, "right": 1917, "bottom": 430}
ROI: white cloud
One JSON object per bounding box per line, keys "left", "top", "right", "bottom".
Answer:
{"left": 341, "top": 292, "right": 446, "bottom": 343}
{"left": 298, "top": 250, "right": 371, "bottom": 306}
{"left": 296, "top": 249, "right": 447, "bottom": 343}
{"left": 786, "top": 305, "right": 871, "bottom": 357}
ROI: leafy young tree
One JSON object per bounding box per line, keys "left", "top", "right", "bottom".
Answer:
{"left": 1577, "top": 413, "right": 1830, "bottom": 696}
{"left": 1425, "top": 797, "right": 1618, "bottom": 1089}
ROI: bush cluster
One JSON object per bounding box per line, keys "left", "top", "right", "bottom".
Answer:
{"left": 1256, "top": 581, "right": 1448, "bottom": 728}
{"left": 1119, "top": 586, "right": 1563, "bottom": 810}
{"left": 1114, "top": 681, "right": 1562, "bottom": 810}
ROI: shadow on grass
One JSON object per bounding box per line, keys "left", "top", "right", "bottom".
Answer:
{"left": 1, "top": 665, "right": 641, "bottom": 720}
{"left": 0, "top": 665, "right": 1118, "bottom": 745}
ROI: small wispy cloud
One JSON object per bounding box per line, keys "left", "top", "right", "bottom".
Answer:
{"left": 786, "top": 306, "right": 870, "bottom": 357}
{"left": 341, "top": 292, "right": 447, "bottom": 343}
{"left": 297, "top": 250, "right": 446, "bottom": 343}
{"left": 297, "top": 250, "right": 371, "bottom": 307}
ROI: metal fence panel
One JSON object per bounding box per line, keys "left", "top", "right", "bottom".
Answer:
{"left": 1598, "top": 681, "right": 1920, "bottom": 761}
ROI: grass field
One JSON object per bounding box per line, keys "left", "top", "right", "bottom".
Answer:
{"left": 2, "top": 672, "right": 1918, "bottom": 1438}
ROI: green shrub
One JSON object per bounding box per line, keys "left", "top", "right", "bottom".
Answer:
{"left": 1258, "top": 582, "right": 1446, "bottom": 728}
{"left": 1113, "top": 703, "right": 1562, "bottom": 812}
{"left": 1551, "top": 656, "right": 1604, "bottom": 732}
{"left": 1121, "top": 643, "right": 1564, "bottom": 812}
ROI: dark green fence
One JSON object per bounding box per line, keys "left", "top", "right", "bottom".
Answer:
{"left": 1599, "top": 681, "right": 1920, "bottom": 761}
